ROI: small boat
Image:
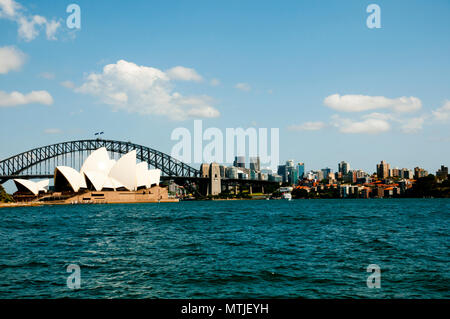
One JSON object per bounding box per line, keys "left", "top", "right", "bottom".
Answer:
{"left": 282, "top": 193, "right": 292, "bottom": 201}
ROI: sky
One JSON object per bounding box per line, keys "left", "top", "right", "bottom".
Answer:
{"left": 1, "top": 0, "right": 449, "bottom": 188}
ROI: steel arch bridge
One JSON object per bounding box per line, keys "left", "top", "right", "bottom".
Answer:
{"left": 0, "top": 139, "right": 200, "bottom": 184}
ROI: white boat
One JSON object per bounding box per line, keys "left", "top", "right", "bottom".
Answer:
{"left": 282, "top": 192, "right": 292, "bottom": 201}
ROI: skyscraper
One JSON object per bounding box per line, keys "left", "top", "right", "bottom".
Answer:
{"left": 249, "top": 157, "right": 261, "bottom": 172}
{"left": 338, "top": 161, "right": 350, "bottom": 175}
{"left": 233, "top": 156, "right": 245, "bottom": 168}
{"left": 376, "top": 160, "right": 390, "bottom": 179}
{"left": 297, "top": 162, "right": 305, "bottom": 179}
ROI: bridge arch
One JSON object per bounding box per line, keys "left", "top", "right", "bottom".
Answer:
{"left": 0, "top": 139, "right": 199, "bottom": 183}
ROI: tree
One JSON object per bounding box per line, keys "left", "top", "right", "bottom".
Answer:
{"left": 0, "top": 185, "right": 14, "bottom": 203}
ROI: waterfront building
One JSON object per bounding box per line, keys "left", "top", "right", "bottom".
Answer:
{"left": 226, "top": 166, "right": 238, "bottom": 179}
{"left": 401, "top": 168, "right": 414, "bottom": 179}
{"left": 343, "top": 170, "right": 357, "bottom": 183}
{"left": 391, "top": 168, "right": 401, "bottom": 178}
{"left": 376, "top": 160, "right": 390, "bottom": 179}
{"left": 287, "top": 165, "right": 298, "bottom": 185}
{"left": 436, "top": 165, "right": 448, "bottom": 181}
{"left": 269, "top": 174, "right": 283, "bottom": 183}
{"left": 316, "top": 170, "right": 324, "bottom": 181}
{"left": 233, "top": 156, "right": 246, "bottom": 168}
{"left": 277, "top": 165, "right": 287, "bottom": 183}
{"left": 249, "top": 157, "right": 261, "bottom": 172}
{"left": 321, "top": 167, "right": 332, "bottom": 179}
{"left": 297, "top": 162, "right": 305, "bottom": 179}
{"left": 414, "top": 167, "right": 428, "bottom": 179}
{"left": 338, "top": 161, "right": 350, "bottom": 175}
{"left": 238, "top": 172, "right": 249, "bottom": 180}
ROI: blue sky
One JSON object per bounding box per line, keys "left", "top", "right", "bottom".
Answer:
{"left": 1, "top": 0, "right": 449, "bottom": 182}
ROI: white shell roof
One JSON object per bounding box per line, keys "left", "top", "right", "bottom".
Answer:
{"left": 53, "top": 148, "right": 160, "bottom": 192}
{"left": 13, "top": 179, "right": 49, "bottom": 195}
{"left": 108, "top": 150, "right": 137, "bottom": 191}
{"left": 83, "top": 170, "right": 109, "bottom": 191}
{"left": 136, "top": 162, "right": 150, "bottom": 188}
{"left": 55, "top": 166, "right": 87, "bottom": 192}
{"left": 80, "top": 147, "right": 114, "bottom": 175}
{"left": 148, "top": 169, "right": 161, "bottom": 186}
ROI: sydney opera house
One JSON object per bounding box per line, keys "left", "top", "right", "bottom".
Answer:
{"left": 13, "top": 147, "right": 175, "bottom": 204}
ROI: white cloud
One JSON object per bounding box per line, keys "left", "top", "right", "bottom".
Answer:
{"left": 331, "top": 115, "right": 390, "bottom": 134}
{"left": 432, "top": 100, "right": 450, "bottom": 121}
{"left": 235, "top": 82, "right": 251, "bottom": 92}
{"left": 288, "top": 121, "right": 326, "bottom": 131}
{"left": 0, "top": 0, "right": 61, "bottom": 41}
{"left": 0, "top": 0, "right": 20, "bottom": 18}
{"left": 0, "top": 90, "right": 53, "bottom": 107}
{"left": 60, "top": 80, "right": 76, "bottom": 89}
{"left": 0, "top": 46, "right": 26, "bottom": 74}
{"left": 400, "top": 116, "right": 425, "bottom": 133}
{"left": 324, "top": 94, "right": 422, "bottom": 113}
{"left": 43, "top": 128, "right": 62, "bottom": 134}
{"left": 75, "top": 60, "right": 220, "bottom": 121}
{"left": 166, "top": 66, "right": 203, "bottom": 82}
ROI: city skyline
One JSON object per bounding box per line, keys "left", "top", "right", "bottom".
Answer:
{"left": 1, "top": 0, "right": 449, "bottom": 186}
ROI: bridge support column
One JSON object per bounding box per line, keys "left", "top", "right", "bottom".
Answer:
{"left": 209, "top": 163, "right": 221, "bottom": 196}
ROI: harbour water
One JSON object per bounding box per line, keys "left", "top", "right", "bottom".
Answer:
{"left": 0, "top": 199, "right": 448, "bottom": 298}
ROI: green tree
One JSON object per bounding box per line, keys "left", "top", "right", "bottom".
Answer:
{"left": 0, "top": 185, "right": 14, "bottom": 203}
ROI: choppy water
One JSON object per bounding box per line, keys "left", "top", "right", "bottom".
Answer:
{"left": 0, "top": 199, "right": 448, "bottom": 298}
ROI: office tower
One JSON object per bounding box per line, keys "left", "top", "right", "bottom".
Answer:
{"left": 249, "top": 156, "right": 261, "bottom": 172}
{"left": 414, "top": 167, "right": 428, "bottom": 179}
{"left": 376, "top": 160, "right": 390, "bottom": 179}
{"left": 286, "top": 160, "right": 294, "bottom": 168}
{"left": 297, "top": 162, "right": 305, "bottom": 179}
{"left": 436, "top": 165, "right": 448, "bottom": 181}
{"left": 321, "top": 167, "right": 332, "bottom": 178}
{"left": 338, "top": 161, "right": 350, "bottom": 175}
{"left": 277, "top": 164, "right": 287, "bottom": 183}
{"left": 233, "top": 156, "right": 245, "bottom": 168}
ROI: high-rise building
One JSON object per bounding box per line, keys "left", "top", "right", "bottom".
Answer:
{"left": 287, "top": 165, "right": 298, "bottom": 185}
{"left": 297, "top": 162, "right": 305, "bottom": 179}
{"left": 249, "top": 157, "right": 261, "bottom": 172}
{"left": 391, "top": 168, "right": 401, "bottom": 178}
{"left": 401, "top": 168, "right": 413, "bottom": 179}
{"left": 277, "top": 165, "right": 287, "bottom": 183}
{"left": 414, "top": 167, "right": 428, "bottom": 179}
{"left": 321, "top": 167, "right": 332, "bottom": 179}
{"left": 376, "top": 160, "right": 390, "bottom": 179}
{"left": 338, "top": 161, "right": 350, "bottom": 175}
{"left": 226, "top": 166, "right": 238, "bottom": 179}
{"left": 286, "top": 159, "right": 294, "bottom": 168}
{"left": 233, "top": 156, "right": 245, "bottom": 168}
{"left": 436, "top": 165, "right": 448, "bottom": 181}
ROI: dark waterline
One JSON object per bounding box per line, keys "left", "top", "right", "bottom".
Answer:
{"left": 0, "top": 199, "right": 448, "bottom": 298}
